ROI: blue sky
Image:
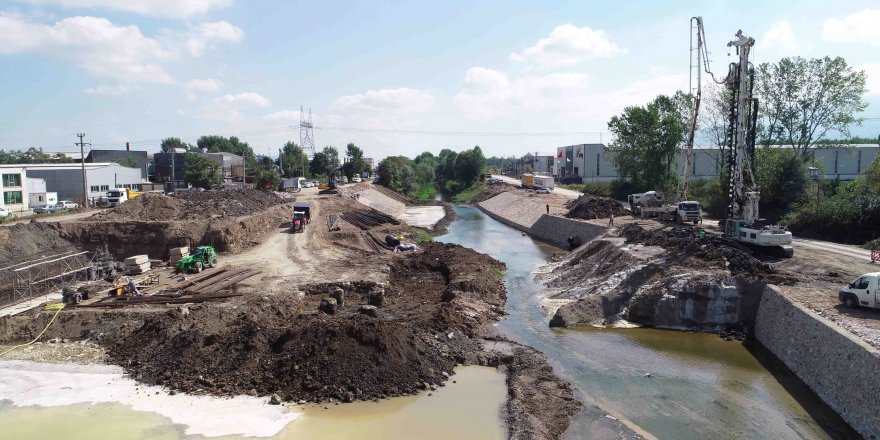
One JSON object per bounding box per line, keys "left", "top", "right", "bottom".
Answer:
{"left": 1, "top": 0, "right": 878, "bottom": 160}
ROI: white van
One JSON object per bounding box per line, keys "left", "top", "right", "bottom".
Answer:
{"left": 839, "top": 273, "right": 879, "bottom": 309}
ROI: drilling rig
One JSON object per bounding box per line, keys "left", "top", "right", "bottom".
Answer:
{"left": 721, "top": 30, "right": 793, "bottom": 257}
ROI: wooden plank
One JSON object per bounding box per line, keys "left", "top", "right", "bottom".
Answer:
{"left": 193, "top": 270, "right": 260, "bottom": 295}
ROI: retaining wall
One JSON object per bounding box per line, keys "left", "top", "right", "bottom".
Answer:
{"left": 755, "top": 286, "right": 880, "bottom": 438}
{"left": 477, "top": 193, "right": 605, "bottom": 249}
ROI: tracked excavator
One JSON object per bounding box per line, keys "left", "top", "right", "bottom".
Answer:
{"left": 720, "top": 30, "right": 793, "bottom": 257}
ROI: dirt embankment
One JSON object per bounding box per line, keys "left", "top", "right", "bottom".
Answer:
{"left": 545, "top": 224, "right": 794, "bottom": 331}
{"left": 92, "top": 190, "right": 285, "bottom": 221}
{"left": 0, "top": 222, "right": 75, "bottom": 267}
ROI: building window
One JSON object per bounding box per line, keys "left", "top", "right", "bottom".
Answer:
{"left": 3, "top": 191, "right": 23, "bottom": 204}
{"left": 2, "top": 174, "right": 22, "bottom": 187}
{"left": 90, "top": 185, "right": 101, "bottom": 192}
{"left": 100, "top": 185, "right": 110, "bottom": 192}
{"left": 131, "top": 184, "right": 141, "bottom": 190}
{"left": 596, "top": 153, "right": 600, "bottom": 176}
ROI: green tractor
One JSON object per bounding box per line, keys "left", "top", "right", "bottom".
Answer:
{"left": 175, "top": 246, "right": 218, "bottom": 273}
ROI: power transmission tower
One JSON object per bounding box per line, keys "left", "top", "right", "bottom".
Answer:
{"left": 299, "top": 106, "right": 316, "bottom": 156}
{"left": 76, "top": 133, "right": 90, "bottom": 206}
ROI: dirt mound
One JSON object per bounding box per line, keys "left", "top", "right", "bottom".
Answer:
{"left": 617, "top": 223, "right": 789, "bottom": 282}
{"left": 94, "top": 190, "right": 285, "bottom": 221}
{"left": 564, "top": 194, "right": 627, "bottom": 220}
{"left": 100, "top": 243, "right": 506, "bottom": 403}
{"left": 470, "top": 183, "right": 514, "bottom": 204}
{"left": 0, "top": 222, "right": 76, "bottom": 267}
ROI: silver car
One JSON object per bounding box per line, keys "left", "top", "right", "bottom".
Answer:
{"left": 33, "top": 204, "right": 59, "bottom": 214}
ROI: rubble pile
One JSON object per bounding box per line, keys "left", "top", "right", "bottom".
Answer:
{"left": 94, "top": 190, "right": 286, "bottom": 221}
{"left": 564, "top": 194, "right": 628, "bottom": 220}
{"left": 617, "top": 223, "right": 791, "bottom": 283}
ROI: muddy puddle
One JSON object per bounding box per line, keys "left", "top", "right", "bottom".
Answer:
{"left": 0, "top": 365, "right": 504, "bottom": 439}
{"left": 439, "top": 205, "right": 859, "bottom": 440}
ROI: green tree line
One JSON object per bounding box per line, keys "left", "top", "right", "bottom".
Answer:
{"left": 376, "top": 146, "right": 486, "bottom": 200}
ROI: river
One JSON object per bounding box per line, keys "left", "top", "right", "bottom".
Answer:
{"left": 437, "top": 205, "right": 858, "bottom": 440}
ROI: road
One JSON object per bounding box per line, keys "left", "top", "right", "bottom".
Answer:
{"left": 491, "top": 174, "right": 875, "bottom": 262}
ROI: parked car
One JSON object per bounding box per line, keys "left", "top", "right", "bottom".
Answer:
{"left": 0, "top": 207, "right": 11, "bottom": 218}
{"left": 535, "top": 188, "right": 551, "bottom": 194}
{"left": 352, "top": 176, "right": 362, "bottom": 183}
{"left": 57, "top": 200, "right": 79, "bottom": 210}
{"left": 839, "top": 272, "right": 879, "bottom": 309}
{"left": 33, "top": 204, "right": 59, "bottom": 214}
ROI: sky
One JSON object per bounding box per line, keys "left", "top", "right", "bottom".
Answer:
{"left": 1, "top": 0, "right": 879, "bottom": 160}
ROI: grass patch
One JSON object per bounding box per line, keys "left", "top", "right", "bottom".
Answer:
{"left": 863, "top": 238, "right": 880, "bottom": 250}
{"left": 451, "top": 183, "right": 486, "bottom": 203}
{"left": 489, "top": 266, "right": 505, "bottom": 280}
{"left": 412, "top": 184, "right": 438, "bottom": 201}
{"left": 413, "top": 229, "right": 434, "bottom": 243}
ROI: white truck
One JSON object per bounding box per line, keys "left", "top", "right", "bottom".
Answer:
{"left": 839, "top": 273, "right": 879, "bottom": 309}
{"left": 629, "top": 191, "right": 702, "bottom": 224}
{"left": 105, "top": 188, "right": 129, "bottom": 207}
{"left": 521, "top": 173, "right": 555, "bottom": 191}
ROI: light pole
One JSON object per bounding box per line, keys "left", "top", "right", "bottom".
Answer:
{"left": 808, "top": 166, "right": 820, "bottom": 216}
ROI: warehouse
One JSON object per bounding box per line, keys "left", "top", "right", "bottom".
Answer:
{"left": 1, "top": 163, "right": 145, "bottom": 206}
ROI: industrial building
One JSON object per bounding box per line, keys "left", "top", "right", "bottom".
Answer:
{"left": 86, "top": 148, "right": 149, "bottom": 179}
{"left": 0, "top": 166, "right": 27, "bottom": 214}
{"left": 151, "top": 151, "right": 245, "bottom": 189}
{"left": 512, "top": 152, "right": 556, "bottom": 176}
{"left": 554, "top": 143, "right": 879, "bottom": 183}
{"left": 0, "top": 163, "right": 144, "bottom": 206}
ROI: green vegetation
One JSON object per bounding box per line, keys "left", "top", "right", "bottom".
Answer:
{"left": 160, "top": 137, "right": 196, "bottom": 153}
{"left": 342, "top": 143, "right": 370, "bottom": 180}
{"left": 309, "top": 146, "right": 339, "bottom": 178}
{"left": 413, "top": 184, "right": 438, "bottom": 201}
{"left": 278, "top": 141, "right": 310, "bottom": 178}
{"left": 607, "top": 93, "right": 690, "bottom": 194}
{"left": 451, "top": 183, "right": 485, "bottom": 203}
{"left": 377, "top": 146, "right": 486, "bottom": 200}
{"left": 0, "top": 147, "right": 72, "bottom": 164}
{"left": 112, "top": 157, "right": 139, "bottom": 168}
{"left": 183, "top": 153, "right": 222, "bottom": 189}
{"left": 413, "top": 229, "right": 433, "bottom": 243}
{"left": 489, "top": 266, "right": 504, "bottom": 280}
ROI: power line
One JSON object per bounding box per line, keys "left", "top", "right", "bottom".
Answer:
{"left": 314, "top": 126, "right": 604, "bottom": 137}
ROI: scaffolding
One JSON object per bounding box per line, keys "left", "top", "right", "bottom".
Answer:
{"left": 0, "top": 251, "right": 93, "bottom": 308}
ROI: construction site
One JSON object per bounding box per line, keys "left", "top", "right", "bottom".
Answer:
{"left": 1, "top": 5, "right": 880, "bottom": 440}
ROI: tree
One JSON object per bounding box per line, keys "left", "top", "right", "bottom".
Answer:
{"left": 754, "top": 148, "right": 809, "bottom": 221}
{"left": 196, "top": 135, "right": 255, "bottom": 160}
{"left": 161, "top": 137, "right": 195, "bottom": 153}
{"left": 183, "top": 153, "right": 222, "bottom": 189}
{"left": 0, "top": 147, "right": 72, "bottom": 164}
{"left": 377, "top": 156, "right": 413, "bottom": 193}
{"left": 607, "top": 94, "right": 685, "bottom": 192}
{"left": 454, "top": 146, "right": 486, "bottom": 188}
{"left": 309, "top": 151, "right": 335, "bottom": 177}
{"left": 342, "top": 143, "right": 369, "bottom": 179}
{"left": 113, "top": 157, "right": 139, "bottom": 168}
{"left": 756, "top": 56, "right": 868, "bottom": 157}
{"left": 279, "top": 141, "right": 309, "bottom": 178}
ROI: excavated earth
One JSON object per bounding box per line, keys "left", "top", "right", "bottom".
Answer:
{"left": 0, "top": 242, "right": 581, "bottom": 439}
{"left": 92, "top": 190, "right": 286, "bottom": 221}
{"left": 564, "top": 194, "right": 628, "bottom": 220}
{"left": 545, "top": 224, "right": 797, "bottom": 331}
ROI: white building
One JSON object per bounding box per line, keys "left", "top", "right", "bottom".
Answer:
{"left": 26, "top": 177, "right": 56, "bottom": 208}
{"left": 0, "top": 166, "right": 28, "bottom": 214}
{"left": 555, "top": 143, "right": 880, "bottom": 183}
{"left": 0, "top": 163, "right": 145, "bottom": 206}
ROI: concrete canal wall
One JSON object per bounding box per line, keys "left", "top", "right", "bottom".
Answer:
{"left": 755, "top": 286, "right": 880, "bottom": 439}
{"left": 477, "top": 192, "right": 605, "bottom": 249}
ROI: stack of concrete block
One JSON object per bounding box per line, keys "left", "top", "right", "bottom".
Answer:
{"left": 169, "top": 247, "right": 189, "bottom": 264}
{"left": 124, "top": 255, "right": 151, "bottom": 275}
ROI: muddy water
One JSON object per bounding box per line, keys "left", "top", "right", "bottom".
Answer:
{"left": 0, "top": 365, "right": 504, "bottom": 439}
{"left": 438, "top": 205, "right": 858, "bottom": 440}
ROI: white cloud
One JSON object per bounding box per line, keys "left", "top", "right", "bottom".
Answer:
{"left": 20, "top": 0, "right": 233, "bottom": 19}
{"left": 761, "top": 20, "right": 799, "bottom": 53}
{"left": 204, "top": 92, "right": 271, "bottom": 121}
{"left": 0, "top": 13, "right": 175, "bottom": 83}
{"left": 263, "top": 110, "right": 301, "bottom": 121}
{"left": 453, "top": 67, "right": 590, "bottom": 121}
{"left": 184, "top": 78, "right": 222, "bottom": 100}
{"left": 453, "top": 66, "right": 685, "bottom": 127}
{"left": 509, "top": 24, "right": 625, "bottom": 67}
{"left": 84, "top": 84, "right": 130, "bottom": 95}
{"left": 185, "top": 21, "right": 244, "bottom": 56}
{"left": 822, "top": 8, "right": 880, "bottom": 46}
{"left": 861, "top": 63, "right": 880, "bottom": 96}
{"left": 332, "top": 88, "right": 435, "bottom": 114}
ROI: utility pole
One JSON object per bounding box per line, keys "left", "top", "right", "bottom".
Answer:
{"left": 76, "top": 133, "right": 90, "bottom": 206}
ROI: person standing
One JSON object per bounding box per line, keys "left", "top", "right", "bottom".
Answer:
{"left": 546, "top": 204, "right": 550, "bottom": 215}
{"left": 608, "top": 212, "right": 615, "bottom": 227}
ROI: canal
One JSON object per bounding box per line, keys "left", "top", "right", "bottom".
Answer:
{"left": 437, "top": 205, "right": 857, "bottom": 440}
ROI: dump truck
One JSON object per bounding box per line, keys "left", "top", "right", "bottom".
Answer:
{"left": 630, "top": 191, "right": 702, "bottom": 224}
{"left": 291, "top": 202, "right": 312, "bottom": 233}
{"left": 175, "top": 246, "right": 218, "bottom": 273}
{"left": 105, "top": 188, "right": 144, "bottom": 207}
